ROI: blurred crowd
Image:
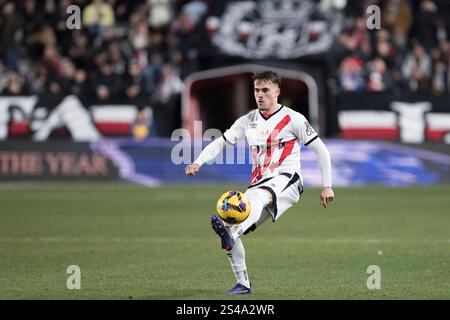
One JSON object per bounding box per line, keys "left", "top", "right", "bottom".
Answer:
{"left": 1, "top": 0, "right": 449, "bottom": 137}
{"left": 335, "top": 0, "right": 450, "bottom": 96}
{"left": 0, "top": 0, "right": 209, "bottom": 136}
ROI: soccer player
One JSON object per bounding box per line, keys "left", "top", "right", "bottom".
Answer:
{"left": 185, "top": 71, "right": 334, "bottom": 295}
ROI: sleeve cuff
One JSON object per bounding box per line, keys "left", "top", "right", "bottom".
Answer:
{"left": 304, "top": 135, "right": 318, "bottom": 146}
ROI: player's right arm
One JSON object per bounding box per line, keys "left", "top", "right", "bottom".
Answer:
{"left": 185, "top": 114, "right": 248, "bottom": 176}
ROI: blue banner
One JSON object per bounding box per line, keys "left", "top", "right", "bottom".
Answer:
{"left": 90, "top": 138, "right": 450, "bottom": 187}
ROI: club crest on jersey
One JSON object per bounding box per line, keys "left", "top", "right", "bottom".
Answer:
{"left": 247, "top": 122, "right": 270, "bottom": 146}
{"left": 259, "top": 128, "right": 270, "bottom": 140}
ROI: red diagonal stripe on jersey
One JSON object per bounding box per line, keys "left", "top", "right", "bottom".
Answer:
{"left": 262, "top": 115, "right": 291, "bottom": 172}
{"left": 250, "top": 166, "right": 262, "bottom": 184}
{"left": 269, "top": 139, "right": 296, "bottom": 172}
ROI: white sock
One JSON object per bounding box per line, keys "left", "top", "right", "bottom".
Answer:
{"left": 224, "top": 188, "right": 270, "bottom": 289}
{"left": 225, "top": 237, "right": 251, "bottom": 288}
{"left": 229, "top": 188, "right": 271, "bottom": 240}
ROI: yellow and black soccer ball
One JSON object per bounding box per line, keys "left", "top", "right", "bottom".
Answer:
{"left": 216, "top": 191, "right": 251, "bottom": 224}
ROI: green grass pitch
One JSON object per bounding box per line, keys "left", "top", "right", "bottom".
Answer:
{"left": 0, "top": 183, "right": 449, "bottom": 299}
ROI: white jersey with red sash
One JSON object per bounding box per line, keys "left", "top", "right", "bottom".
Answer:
{"left": 223, "top": 105, "right": 318, "bottom": 187}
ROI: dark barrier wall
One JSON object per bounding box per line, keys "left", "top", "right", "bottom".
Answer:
{"left": 2, "top": 92, "right": 449, "bottom": 144}
{"left": 0, "top": 95, "right": 149, "bottom": 141}
{"left": 337, "top": 92, "right": 450, "bottom": 144}
{"left": 0, "top": 142, "right": 119, "bottom": 181}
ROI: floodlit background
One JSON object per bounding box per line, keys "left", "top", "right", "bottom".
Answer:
{"left": 0, "top": 0, "right": 449, "bottom": 299}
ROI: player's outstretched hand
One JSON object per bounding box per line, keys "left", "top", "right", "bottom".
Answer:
{"left": 320, "top": 187, "right": 334, "bottom": 208}
{"left": 185, "top": 163, "right": 200, "bottom": 176}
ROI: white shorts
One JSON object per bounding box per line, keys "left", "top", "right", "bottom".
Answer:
{"left": 243, "top": 172, "right": 303, "bottom": 234}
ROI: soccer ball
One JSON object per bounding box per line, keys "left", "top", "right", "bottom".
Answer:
{"left": 216, "top": 191, "right": 251, "bottom": 224}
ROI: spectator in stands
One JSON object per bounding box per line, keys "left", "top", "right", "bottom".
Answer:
{"left": 53, "top": 0, "right": 77, "bottom": 57}
{"left": 0, "top": 60, "right": 6, "bottom": 92}
{"left": 432, "top": 40, "right": 450, "bottom": 68}
{"left": 108, "top": 41, "right": 127, "bottom": 80}
{"left": 71, "top": 68, "right": 91, "bottom": 100}
{"left": 43, "top": 44, "right": 63, "bottom": 75}
{"left": 59, "top": 58, "right": 77, "bottom": 95}
{"left": 149, "top": 30, "right": 168, "bottom": 56}
{"left": 132, "top": 108, "right": 153, "bottom": 140}
{"left": 25, "top": 23, "right": 58, "bottom": 61}
{"left": 402, "top": 44, "right": 432, "bottom": 93}
{"left": 170, "top": 8, "right": 199, "bottom": 78}
{"left": 114, "top": 0, "right": 136, "bottom": 24}
{"left": 0, "top": 1, "right": 23, "bottom": 70}
{"left": 92, "top": 56, "right": 122, "bottom": 104}
{"left": 155, "top": 63, "right": 183, "bottom": 104}
{"left": 148, "top": 0, "right": 173, "bottom": 28}
{"left": 431, "top": 60, "right": 448, "bottom": 96}
{"left": 381, "top": 0, "right": 413, "bottom": 43}
{"left": 124, "top": 60, "right": 146, "bottom": 109}
{"left": 20, "top": 0, "right": 46, "bottom": 42}
{"left": 83, "top": 0, "right": 115, "bottom": 37}
{"left": 36, "top": 44, "right": 64, "bottom": 97}
{"left": 129, "top": 20, "right": 151, "bottom": 51}
{"left": 338, "top": 56, "right": 365, "bottom": 92}
{"left": 331, "top": 10, "right": 371, "bottom": 79}
{"left": 415, "top": 0, "right": 438, "bottom": 53}
{"left": 374, "top": 29, "right": 397, "bottom": 68}
{"left": 1, "top": 70, "right": 29, "bottom": 95}
{"left": 143, "top": 52, "right": 163, "bottom": 96}
{"left": 366, "top": 57, "right": 394, "bottom": 92}
{"left": 434, "top": 18, "right": 448, "bottom": 44}
{"left": 167, "top": 33, "right": 194, "bottom": 79}
{"left": 431, "top": 40, "right": 450, "bottom": 95}
{"left": 337, "top": 16, "right": 371, "bottom": 61}
{"left": 182, "top": 0, "right": 208, "bottom": 26}
{"left": 391, "top": 26, "right": 409, "bottom": 58}
{"left": 68, "top": 31, "right": 94, "bottom": 70}
{"left": 152, "top": 63, "right": 183, "bottom": 136}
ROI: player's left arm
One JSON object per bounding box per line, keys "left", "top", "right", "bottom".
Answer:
{"left": 306, "top": 138, "right": 334, "bottom": 208}
{"left": 291, "top": 112, "right": 334, "bottom": 208}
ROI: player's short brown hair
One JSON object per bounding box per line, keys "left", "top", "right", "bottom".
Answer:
{"left": 252, "top": 71, "right": 281, "bottom": 87}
